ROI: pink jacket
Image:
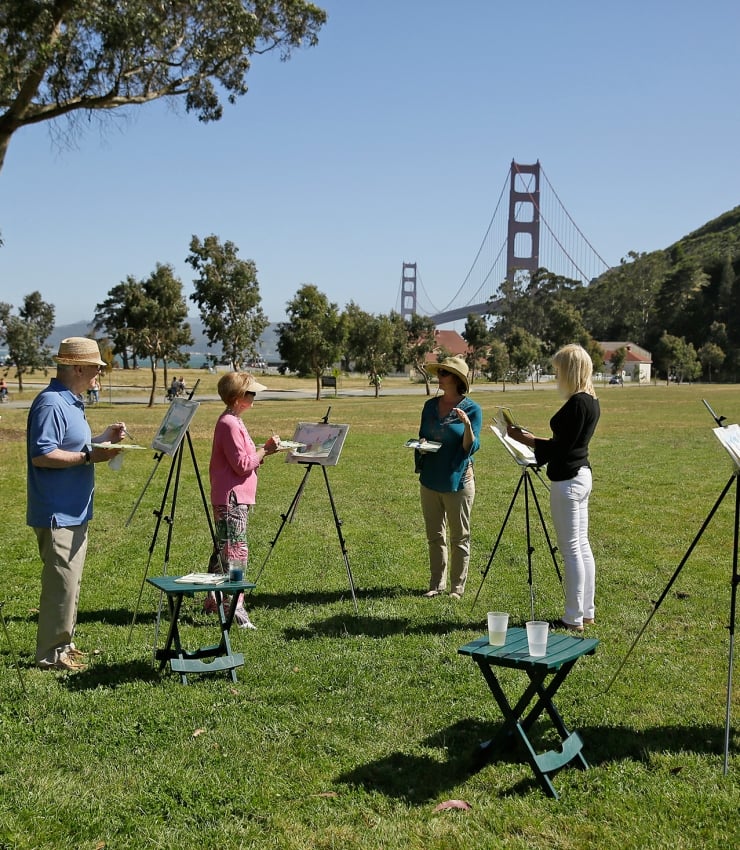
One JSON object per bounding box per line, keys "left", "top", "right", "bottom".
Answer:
{"left": 209, "top": 413, "right": 262, "bottom": 506}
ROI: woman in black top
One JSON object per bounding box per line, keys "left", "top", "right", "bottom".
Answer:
{"left": 508, "top": 344, "right": 600, "bottom": 632}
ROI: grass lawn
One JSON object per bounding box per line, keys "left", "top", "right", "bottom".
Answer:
{"left": 1, "top": 380, "right": 739, "bottom": 849}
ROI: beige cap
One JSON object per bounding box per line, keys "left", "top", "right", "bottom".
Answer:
{"left": 244, "top": 375, "right": 267, "bottom": 393}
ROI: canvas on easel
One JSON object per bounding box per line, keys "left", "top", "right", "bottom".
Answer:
{"left": 713, "top": 422, "right": 740, "bottom": 469}
{"left": 151, "top": 399, "right": 200, "bottom": 456}
{"left": 286, "top": 421, "right": 349, "bottom": 467}
{"left": 490, "top": 408, "right": 536, "bottom": 466}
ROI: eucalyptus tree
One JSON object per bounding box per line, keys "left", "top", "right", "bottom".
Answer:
{"left": 135, "top": 264, "right": 193, "bottom": 405}
{"left": 403, "top": 313, "right": 437, "bottom": 395}
{"left": 0, "top": 1, "right": 327, "bottom": 173}
{"left": 0, "top": 291, "right": 54, "bottom": 391}
{"left": 93, "top": 277, "right": 148, "bottom": 369}
{"left": 343, "top": 304, "right": 400, "bottom": 398}
{"left": 186, "top": 234, "right": 268, "bottom": 371}
{"left": 277, "top": 285, "right": 345, "bottom": 400}
{"left": 402, "top": 313, "right": 437, "bottom": 395}
{"left": 462, "top": 312, "right": 490, "bottom": 383}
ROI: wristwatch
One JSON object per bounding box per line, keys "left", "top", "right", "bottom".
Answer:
{"left": 82, "top": 447, "right": 92, "bottom": 465}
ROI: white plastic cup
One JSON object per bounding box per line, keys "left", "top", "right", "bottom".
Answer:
{"left": 487, "top": 611, "right": 509, "bottom": 646}
{"left": 108, "top": 452, "right": 124, "bottom": 471}
{"left": 526, "top": 620, "right": 549, "bottom": 657}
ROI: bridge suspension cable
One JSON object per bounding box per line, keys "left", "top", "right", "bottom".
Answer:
{"left": 439, "top": 170, "right": 510, "bottom": 313}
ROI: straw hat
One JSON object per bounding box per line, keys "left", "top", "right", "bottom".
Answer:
{"left": 427, "top": 355, "right": 470, "bottom": 393}
{"left": 53, "top": 337, "right": 106, "bottom": 367}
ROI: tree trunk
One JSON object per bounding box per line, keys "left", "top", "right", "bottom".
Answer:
{"left": 148, "top": 358, "right": 157, "bottom": 407}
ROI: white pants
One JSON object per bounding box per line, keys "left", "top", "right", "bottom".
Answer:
{"left": 550, "top": 467, "right": 595, "bottom": 626}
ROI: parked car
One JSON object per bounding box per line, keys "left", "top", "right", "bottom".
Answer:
{"left": 609, "top": 375, "right": 623, "bottom": 385}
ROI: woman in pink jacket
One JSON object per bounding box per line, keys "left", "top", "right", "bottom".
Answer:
{"left": 207, "top": 371, "right": 281, "bottom": 628}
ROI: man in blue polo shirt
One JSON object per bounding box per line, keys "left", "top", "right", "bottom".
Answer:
{"left": 27, "top": 337, "right": 126, "bottom": 671}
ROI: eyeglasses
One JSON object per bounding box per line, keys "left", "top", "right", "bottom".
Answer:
{"left": 437, "top": 369, "right": 451, "bottom": 377}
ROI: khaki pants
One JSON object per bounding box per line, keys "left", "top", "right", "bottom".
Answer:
{"left": 34, "top": 524, "right": 88, "bottom": 665}
{"left": 420, "top": 473, "right": 475, "bottom": 595}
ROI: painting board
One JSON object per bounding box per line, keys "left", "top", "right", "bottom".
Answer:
{"left": 713, "top": 423, "right": 740, "bottom": 470}
{"left": 286, "top": 422, "right": 349, "bottom": 467}
{"left": 151, "top": 399, "right": 200, "bottom": 456}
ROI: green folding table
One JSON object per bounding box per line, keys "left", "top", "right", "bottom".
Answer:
{"left": 147, "top": 575, "right": 255, "bottom": 684}
{"left": 458, "top": 627, "right": 598, "bottom": 799}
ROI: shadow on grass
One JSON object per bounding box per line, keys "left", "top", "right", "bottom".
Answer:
{"left": 336, "top": 718, "right": 498, "bottom": 804}
{"left": 62, "top": 658, "right": 161, "bottom": 690}
{"left": 244, "top": 584, "right": 421, "bottom": 610}
{"left": 282, "top": 612, "right": 487, "bottom": 640}
{"left": 337, "top": 719, "right": 730, "bottom": 804}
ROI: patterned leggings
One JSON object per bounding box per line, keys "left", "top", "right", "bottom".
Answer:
{"left": 211, "top": 499, "right": 251, "bottom": 573}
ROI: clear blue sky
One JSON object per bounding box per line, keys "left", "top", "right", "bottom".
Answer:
{"left": 1, "top": 0, "right": 739, "bottom": 329}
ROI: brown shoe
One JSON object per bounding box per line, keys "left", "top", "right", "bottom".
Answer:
{"left": 583, "top": 618, "right": 595, "bottom": 626}
{"left": 39, "top": 651, "right": 87, "bottom": 672}
{"left": 66, "top": 645, "right": 88, "bottom": 660}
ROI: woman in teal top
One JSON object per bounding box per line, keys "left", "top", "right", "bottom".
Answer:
{"left": 416, "top": 356, "right": 482, "bottom": 599}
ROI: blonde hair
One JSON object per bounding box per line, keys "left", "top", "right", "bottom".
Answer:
{"left": 217, "top": 372, "right": 255, "bottom": 407}
{"left": 552, "top": 344, "right": 596, "bottom": 398}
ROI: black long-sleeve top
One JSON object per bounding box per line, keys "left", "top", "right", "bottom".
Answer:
{"left": 533, "top": 392, "right": 600, "bottom": 482}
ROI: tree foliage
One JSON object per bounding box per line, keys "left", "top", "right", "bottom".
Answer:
{"left": 93, "top": 276, "right": 148, "bottom": 369}
{"left": 343, "top": 304, "right": 403, "bottom": 398}
{"left": 0, "top": 290, "right": 54, "bottom": 390}
{"left": 94, "top": 264, "right": 192, "bottom": 405}
{"left": 462, "top": 313, "right": 489, "bottom": 383}
{"left": 277, "top": 284, "right": 344, "bottom": 400}
{"left": 0, "top": 0, "right": 327, "bottom": 171}
{"left": 186, "top": 234, "right": 268, "bottom": 371}
{"left": 401, "top": 313, "right": 437, "bottom": 395}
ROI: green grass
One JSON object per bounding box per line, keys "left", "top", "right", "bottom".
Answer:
{"left": 1, "top": 383, "right": 739, "bottom": 849}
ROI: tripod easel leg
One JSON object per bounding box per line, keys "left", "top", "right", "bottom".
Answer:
{"left": 251, "top": 463, "right": 314, "bottom": 587}
{"left": 322, "top": 465, "right": 358, "bottom": 613}
{"left": 471, "top": 474, "right": 525, "bottom": 609}
{"left": 252, "top": 463, "right": 358, "bottom": 612}
{"left": 472, "top": 467, "right": 561, "bottom": 617}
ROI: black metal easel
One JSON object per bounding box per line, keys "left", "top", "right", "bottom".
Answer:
{"left": 127, "top": 387, "right": 223, "bottom": 645}
{"left": 471, "top": 460, "right": 562, "bottom": 619}
{"left": 252, "top": 408, "right": 358, "bottom": 613}
{"left": 607, "top": 400, "right": 739, "bottom": 775}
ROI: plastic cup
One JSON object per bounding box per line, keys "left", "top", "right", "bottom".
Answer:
{"left": 487, "top": 612, "right": 509, "bottom": 646}
{"left": 108, "top": 452, "right": 124, "bottom": 471}
{"left": 228, "top": 567, "right": 244, "bottom": 583}
{"left": 526, "top": 620, "right": 549, "bottom": 657}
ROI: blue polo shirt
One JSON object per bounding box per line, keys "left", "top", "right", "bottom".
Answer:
{"left": 26, "top": 379, "right": 95, "bottom": 528}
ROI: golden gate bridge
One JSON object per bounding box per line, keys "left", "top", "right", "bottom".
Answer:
{"left": 397, "top": 160, "right": 611, "bottom": 326}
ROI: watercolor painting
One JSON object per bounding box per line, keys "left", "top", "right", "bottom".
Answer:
{"left": 286, "top": 422, "right": 349, "bottom": 467}
{"left": 151, "top": 399, "right": 200, "bottom": 456}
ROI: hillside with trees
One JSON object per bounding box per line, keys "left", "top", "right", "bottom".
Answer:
{"left": 580, "top": 204, "right": 740, "bottom": 381}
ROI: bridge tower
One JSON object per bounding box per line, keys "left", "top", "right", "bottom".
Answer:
{"left": 506, "top": 160, "right": 540, "bottom": 281}
{"left": 401, "top": 261, "right": 418, "bottom": 320}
